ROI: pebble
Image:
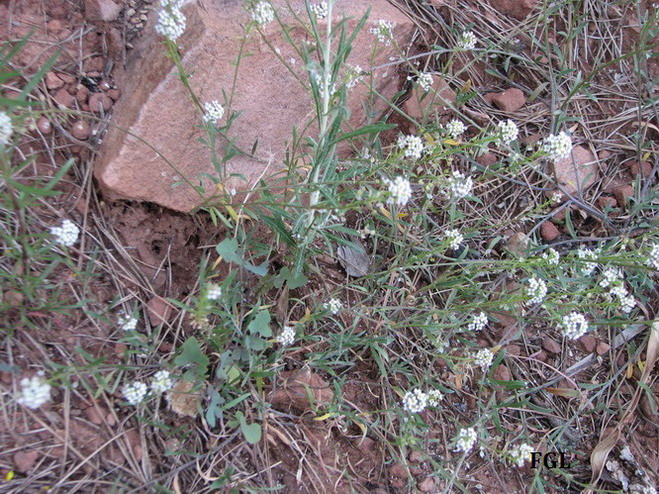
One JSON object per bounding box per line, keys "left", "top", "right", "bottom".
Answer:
{"left": 578, "top": 334, "right": 596, "bottom": 353}
{"left": 88, "top": 92, "right": 113, "bottom": 113}
{"left": 596, "top": 196, "right": 617, "bottom": 210}
{"left": 540, "top": 221, "right": 560, "bottom": 242}
{"left": 45, "top": 71, "right": 64, "bottom": 90}
{"left": 53, "top": 88, "right": 74, "bottom": 108}
{"left": 13, "top": 451, "right": 39, "bottom": 473}
{"left": 107, "top": 88, "right": 121, "bottom": 101}
{"left": 71, "top": 120, "right": 91, "bottom": 140}
{"left": 625, "top": 160, "right": 652, "bottom": 179}
{"left": 488, "top": 87, "right": 526, "bottom": 112}
{"left": 612, "top": 184, "right": 634, "bottom": 207}
{"left": 126, "top": 8, "right": 136, "bottom": 17}
{"left": 37, "top": 116, "right": 52, "bottom": 135}
{"left": 76, "top": 84, "right": 90, "bottom": 104}
{"left": 542, "top": 336, "right": 561, "bottom": 354}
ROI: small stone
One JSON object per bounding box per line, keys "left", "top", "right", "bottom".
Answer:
{"left": 534, "top": 349, "right": 548, "bottom": 362}
{"left": 88, "top": 93, "right": 113, "bottom": 113}
{"left": 99, "top": 80, "right": 112, "bottom": 92}
{"left": 409, "top": 451, "right": 425, "bottom": 463}
{"left": 506, "top": 344, "right": 521, "bottom": 356}
{"left": 84, "top": 0, "right": 121, "bottom": 21}
{"left": 107, "top": 88, "right": 121, "bottom": 101}
{"left": 389, "top": 463, "right": 407, "bottom": 479}
{"left": 520, "top": 133, "right": 541, "bottom": 147}
{"left": 542, "top": 336, "right": 561, "bottom": 354}
{"left": 76, "top": 85, "right": 90, "bottom": 104}
{"left": 540, "top": 221, "right": 560, "bottom": 242}
{"left": 126, "top": 7, "right": 136, "bottom": 17}
{"left": 13, "top": 451, "right": 39, "bottom": 473}
{"left": 403, "top": 77, "right": 456, "bottom": 123}
{"left": 418, "top": 477, "right": 436, "bottom": 492}
{"left": 578, "top": 334, "right": 597, "bottom": 353}
{"left": 489, "top": 0, "right": 539, "bottom": 19}
{"left": 625, "top": 160, "right": 652, "bottom": 179}
{"left": 4, "top": 290, "right": 24, "bottom": 306}
{"left": 147, "top": 295, "right": 175, "bottom": 326}
{"left": 598, "top": 150, "right": 611, "bottom": 161}
{"left": 596, "top": 196, "right": 617, "bottom": 210}
{"left": 492, "top": 364, "right": 511, "bottom": 381}
{"left": 477, "top": 152, "right": 497, "bottom": 167}
{"left": 612, "top": 184, "right": 634, "bottom": 207}
{"left": 71, "top": 120, "right": 91, "bottom": 140}
{"left": 84, "top": 405, "right": 105, "bottom": 425}
{"left": 53, "top": 88, "right": 75, "bottom": 108}
{"left": 47, "top": 19, "right": 63, "bottom": 33}
{"left": 489, "top": 87, "right": 526, "bottom": 112}
{"left": 45, "top": 72, "right": 64, "bottom": 90}
{"left": 354, "top": 437, "right": 375, "bottom": 455}
{"left": 596, "top": 341, "right": 610, "bottom": 356}
{"left": 550, "top": 145, "right": 599, "bottom": 196}
{"left": 551, "top": 207, "right": 566, "bottom": 223}
{"left": 37, "top": 116, "right": 52, "bottom": 135}
{"left": 58, "top": 73, "right": 76, "bottom": 84}
{"left": 505, "top": 232, "right": 530, "bottom": 258}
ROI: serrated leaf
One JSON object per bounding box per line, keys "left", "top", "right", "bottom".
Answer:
{"left": 247, "top": 310, "right": 272, "bottom": 337}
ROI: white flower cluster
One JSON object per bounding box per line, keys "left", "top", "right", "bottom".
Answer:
{"left": 50, "top": 219, "right": 80, "bottom": 247}
{"left": 541, "top": 131, "right": 572, "bottom": 162}
{"left": 427, "top": 389, "right": 444, "bottom": 406}
{"left": 610, "top": 285, "right": 635, "bottom": 314}
{"left": 496, "top": 119, "right": 519, "bottom": 147}
{"left": 118, "top": 310, "right": 139, "bottom": 331}
{"left": 646, "top": 243, "right": 659, "bottom": 270}
{"left": 445, "top": 119, "right": 466, "bottom": 139}
{"left": 444, "top": 229, "right": 463, "bottom": 250}
{"left": 397, "top": 134, "right": 424, "bottom": 159}
{"left": 402, "top": 388, "right": 428, "bottom": 413}
{"left": 324, "top": 298, "right": 343, "bottom": 314}
{"left": 276, "top": 325, "right": 296, "bottom": 346}
{"left": 560, "top": 312, "right": 588, "bottom": 339}
{"left": 151, "top": 370, "right": 175, "bottom": 394}
{"left": 122, "top": 381, "right": 148, "bottom": 406}
{"left": 202, "top": 100, "right": 225, "bottom": 125}
{"left": 473, "top": 348, "right": 494, "bottom": 370}
{"left": 467, "top": 311, "right": 488, "bottom": 332}
{"left": 455, "top": 427, "right": 477, "bottom": 453}
{"left": 447, "top": 170, "right": 473, "bottom": 199}
{"left": 345, "top": 65, "right": 363, "bottom": 89}
{"left": 206, "top": 283, "right": 222, "bottom": 300}
{"left": 599, "top": 267, "right": 623, "bottom": 288}
{"left": 310, "top": 2, "right": 328, "bottom": 19}
{"left": 0, "top": 111, "right": 13, "bottom": 146}
{"left": 416, "top": 72, "right": 434, "bottom": 92}
{"left": 576, "top": 245, "right": 599, "bottom": 276}
{"left": 526, "top": 277, "right": 547, "bottom": 305}
{"left": 16, "top": 375, "right": 52, "bottom": 409}
{"left": 154, "top": 0, "right": 186, "bottom": 42}
{"left": 542, "top": 248, "right": 560, "bottom": 265}
{"left": 369, "top": 19, "right": 395, "bottom": 45}
{"left": 457, "top": 31, "right": 477, "bottom": 50}
{"left": 251, "top": 1, "right": 275, "bottom": 24}
{"left": 509, "top": 443, "right": 534, "bottom": 467}
{"left": 384, "top": 176, "right": 412, "bottom": 206}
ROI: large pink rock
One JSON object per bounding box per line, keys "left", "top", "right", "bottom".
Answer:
{"left": 96, "top": 0, "right": 415, "bottom": 212}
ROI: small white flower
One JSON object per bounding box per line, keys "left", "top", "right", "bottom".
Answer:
{"left": 445, "top": 119, "right": 466, "bottom": 139}
{"left": 427, "top": 389, "right": 444, "bottom": 406}
{"left": 324, "top": 298, "right": 343, "bottom": 315}
{"left": 206, "top": 284, "right": 222, "bottom": 300}
{"left": 16, "top": 375, "right": 52, "bottom": 409}
{"left": 154, "top": 0, "right": 186, "bottom": 41}
{"left": 251, "top": 1, "right": 275, "bottom": 25}
{"left": 542, "top": 248, "right": 560, "bottom": 265}
{"left": 467, "top": 311, "right": 488, "bottom": 332}
{"left": 509, "top": 443, "right": 534, "bottom": 467}
{"left": 526, "top": 277, "right": 547, "bottom": 305}
{"left": 599, "top": 267, "right": 623, "bottom": 288}
{"left": 118, "top": 310, "right": 139, "bottom": 331}
{"left": 457, "top": 30, "right": 477, "bottom": 50}
{"left": 0, "top": 111, "right": 13, "bottom": 146}
{"left": 50, "top": 219, "right": 80, "bottom": 247}
{"left": 151, "top": 370, "right": 175, "bottom": 394}
{"left": 576, "top": 246, "right": 599, "bottom": 276}
{"left": 473, "top": 348, "right": 494, "bottom": 370}
{"left": 646, "top": 243, "right": 659, "bottom": 270}
{"left": 444, "top": 229, "right": 463, "bottom": 251}
{"left": 455, "top": 427, "right": 477, "bottom": 453}
{"left": 416, "top": 72, "right": 434, "bottom": 92}
{"left": 496, "top": 119, "right": 519, "bottom": 147}
{"left": 310, "top": 1, "right": 328, "bottom": 19}
{"left": 560, "top": 312, "right": 588, "bottom": 340}
{"left": 447, "top": 170, "right": 473, "bottom": 199}
{"left": 122, "top": 381, "right": 148, "bottom": 406}
{"left": 402, "top": 388, "right": 428, "bottom": 414}
{"left": 345, "top": 65, "right": 363, "bottom": 88}
{"left": 618, "top": 294, "right": 635, "bottom": 314}
{"left": 202, "top": 100, "right": 225, "bottom": 125}
{"left": 276, "top": 325, "right": 296, "bottom": 346}
{"left": 397, "top": 134, "right": 424, "bottom": 159}
{"left": 369, "top": 19, "right": 395, "bottom": 45}
{"left": 385, "top": 176, "right": 412, "bottom": 206}
{"left": 541, "top": 131, "right": 572, "bottom": 162}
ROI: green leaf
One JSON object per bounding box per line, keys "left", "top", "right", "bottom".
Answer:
{"left": 274, "top": 266, "right": 307, "bottom": 289}
{"left": 236, "top": 412, "right": 262, "bottom": 444}
{"left": 216, "top": 238, "right": 269, "bottom": 276}
{"left": 248, "top": 310, "right": 272, "bottom": 337}
{"left": 174, "top": 337, "right": 209, "bottom": 378}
